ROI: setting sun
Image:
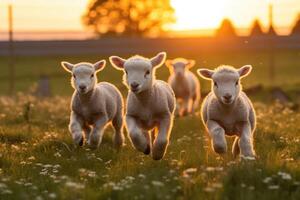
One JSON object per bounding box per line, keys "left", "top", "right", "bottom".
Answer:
{"left": 0, "top": 0, "right": 300, "bottom": 36}
{"left": 171, "top": 0, "right": 226, "bottom": 30}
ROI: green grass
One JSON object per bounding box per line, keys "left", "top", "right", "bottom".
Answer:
{"left": 0, "top": 95, "right": 299, "bottom": 200}
{"left": 0, "top": 51, "right": 299, "bottom": 199}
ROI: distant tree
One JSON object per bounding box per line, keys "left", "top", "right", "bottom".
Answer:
{"left": 267, "top": 25, "right": 277, "bottom": 36}
{"left": 215, "top": 19, "right": 237, "bottom": 37}
{"left": 291, "top": 14, "right": 300, "bottom": 36}
{"left": 82, "top": 0, "right": 175, "bottom": 37}
{"left": 250, "top": 19, "right": 265, "bottom": 37}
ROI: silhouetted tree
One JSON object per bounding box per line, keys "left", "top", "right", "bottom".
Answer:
{"left": 250, "top": 19, "right": 265, "bottom": 36}
{"left": 82, "top": 0, "right": 175, "bottom": 37}
{"left": 267, "top": 25, "right": 277, "bottom": 36}
{"left": 291, "top": 14, "right": 300, "bottom": 36}
{"left": 215, "top": 19, "right": 237, "bottom": 37}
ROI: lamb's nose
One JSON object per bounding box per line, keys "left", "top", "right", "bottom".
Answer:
{"left": 223, "top": 94, "right": 232, "bottom": 100}
{"left": 79, "top": 85, "right": 86, "bottom": 90}
{"left": 130, "top": 82, "right": 139, "bottom": 90}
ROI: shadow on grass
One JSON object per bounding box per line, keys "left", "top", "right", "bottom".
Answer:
{"left": 0, "top": 130, "right": 32, "bottom": 144}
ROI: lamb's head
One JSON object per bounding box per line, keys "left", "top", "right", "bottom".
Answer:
{"left": 61, "top": 60, "right": 106, "bottom": 94}
{"left": 110, "top": 52, "right": 166, "bottom": 93}
{"left": 166, "top": 58, "right": 195, "bottom": 78}
{"left": 197, "top": 65, "right": 252, "bottom": 105}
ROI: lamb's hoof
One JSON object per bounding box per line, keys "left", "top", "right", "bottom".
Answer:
{"left": 143, "top": 145, "right": 151, "bottom": 155}
{"left": 78, "top": 138, "right": 84, "bottom": 146}
{"left": 213, "top": 145, "right": 227, "bottom": 154}
{"left": 73, "top": 135, "right": 83, "bottom": 147}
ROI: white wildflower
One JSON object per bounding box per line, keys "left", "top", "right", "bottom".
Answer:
{"left": 278, "top": 171, "right": 292, "bottom": 180}
{"left": 268, "top": 185, "right": 280, "bottom": 190}
{"left": 263, "top": 177, "right": 272, "bottom": 183}
{"left": 212, "top": 182, "right": 223, "bottom": 188}
{"left": 0, "top": 183, "right": 7, "bottom": 188}
{"left": 203, "top": 187, "right": 215, "bottom": 192}
{"left": 152, "top": 181, "right": 164, "bottom": 187}
{"left": 2, "top": 189, "right": 13, "bottom": 194}
{"left": 183, "top": 168, "right": 197, "bottom": 174}
{"left": 48, "top": 193, "right": 57, "bottom": 199}
{"left": 65, "top": 181, "right": 85, "bottom": 190}
{"left": 54, "top": 152, "right": 61, "bottom": 158}
{"left": 138, "top": 174, "right": 146, "bottom": 179}
{"left": 28, "top": 156, "right": 36, "bottom": 160}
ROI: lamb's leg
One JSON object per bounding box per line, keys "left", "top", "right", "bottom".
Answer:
{"left": 191, "top": 94, "right": 200, "bottom": 113}
{"left": 181, "top": 98, "right": 189, "bottom": 116}
{"left": 187, "top": 98, "right": 194, "bottom": 114}
{"left": 152, "top": 115, "right": 172, "bottom": 160}
{"left": 126, "top": 115, "right": 150, "bottom": 154}
{"left": 112, "top": 114, "right": 125, "bottom": 149}
{"left": 207, "top": 120, "right": 227, "bottom": 154}
{"left": 82, "top": 124, "right": 91, "bottom": 144}
{"left": 88, "top": 117, "right": 108, "bottom": 149}
{"left": 232, "top": 137, "right": 240, "bottom": 158}
{"left": 143, "top": 130, "right": 151, "bottom": 155}
{"left": 175, "top": 100, "right": 181, "bottom": 117}
{"left": 151, "top": 128, "right": 157, "bottom": 145}
{"left": 239, "top": 122, "right": 255, "bottom": 158}
{"left": 69, "top": 112, "right": 84, "bottom": 146}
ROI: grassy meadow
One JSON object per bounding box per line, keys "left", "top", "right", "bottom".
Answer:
{"left": 1, "top": 50, "right": 300, "bottom": 96}
{"left": 0, "top": 50, "right": 299, "bottom": 199}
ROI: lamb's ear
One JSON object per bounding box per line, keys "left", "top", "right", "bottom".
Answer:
{"left": 109, "top": 56, "right": 126, "bottom": 70}
{"left": 238, "top": 65, "right": 252, "bottom": 78}
{"left": 150, "top": 52, "right": 166, "bottom": 68}
{"left": 165, "top": 59, "right": 173, "bottom": 67}
{"left": 61, "top": 61, "right": 74, "bottom": 73}
{"left": 93, "top": 60, "right": 106, "bottom": 72}
{"left": 187, "top": 59, "right": 196, "bottom": 69}
{"left": 197, "top": 68, "right": 214, "bottom": 80}
{"left": 164, "top": 60, "right": 174, "bottom": 74}
{"left": 165, "top": 59, "right": 174, "bottom": 73}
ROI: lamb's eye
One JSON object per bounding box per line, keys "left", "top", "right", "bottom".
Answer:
{"left": 73, "top": 74, "right": 76, "bottom": 79}
{"left": 144, "top": 70, "right": 150, "bottom": 77}
{"left": 214, "top": 82, "right": 218, "bottom": 87}
{"left": 91, "top": 74, "right": 94, "bottom": 78}
{"left": 235, "top": 81, "right": 239, "bottom": 86}
{"left": 125, "top": 70, "right": 128, "bottom": 75}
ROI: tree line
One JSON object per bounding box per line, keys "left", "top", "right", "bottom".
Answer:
{"left": 82, "top": 0, "right": 300, "bottom": 37}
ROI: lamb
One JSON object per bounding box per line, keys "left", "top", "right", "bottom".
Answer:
{"left": 166, "top": 58, "right": 200, "bottom": 116}
{"left": 197, "top": 65, "right": 256, "bottom": 159}
{"left": 109, "top": 52, "right": 176, "bottom": 160}
{"left": 61, "top": 60, "right": 125, "bottom": 149}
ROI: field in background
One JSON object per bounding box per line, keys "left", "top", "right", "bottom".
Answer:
{"left": 0, "top": 49, "right": 300, "bottom": 199}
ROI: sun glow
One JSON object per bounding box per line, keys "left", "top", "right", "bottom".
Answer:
{"left": 170, "top": 0, "right": 226, "bottom": 30}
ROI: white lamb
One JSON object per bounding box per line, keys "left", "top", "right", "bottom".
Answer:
{"left": 61, "top": 60, "right": 125, "bottom": 149}
{"left": 166, "top": 58, "right": 200, "bottom": 116}
{"left": 109, "top": 52, "right": 176, "bottom": 160}
{"left": 197, "top": 65, "right": 256, "bottom": 159}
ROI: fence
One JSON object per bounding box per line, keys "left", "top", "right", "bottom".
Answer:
{"left": 0, "top": 36, "right": 300, "bottom": 56}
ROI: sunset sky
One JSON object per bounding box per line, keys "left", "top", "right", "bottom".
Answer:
{"left": 0, "top": 0, "right": 300, "bottom": 35}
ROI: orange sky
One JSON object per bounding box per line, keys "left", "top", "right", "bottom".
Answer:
{"left": 0, "top": 0, "right": 300, "bottom": 35}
